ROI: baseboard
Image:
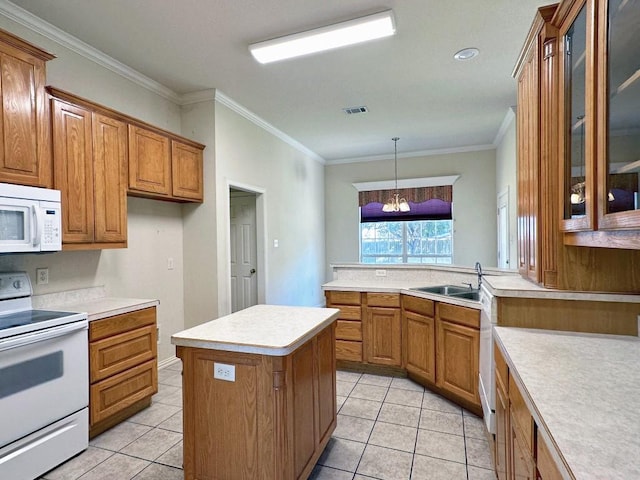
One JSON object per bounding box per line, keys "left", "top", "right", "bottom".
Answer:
{"left": 158, "top": 355, "right": 181, "bottom": 370}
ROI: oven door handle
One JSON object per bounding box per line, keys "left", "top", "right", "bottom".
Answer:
{"left": 0, "top": 321, "right": 87, "bottom": 352}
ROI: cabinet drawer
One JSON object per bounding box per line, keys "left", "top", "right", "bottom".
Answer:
{"left": 437, "top": 302, "right": 480, "bottom": 329}
{"left": 509, "top": 374, "right": 533, "bottom": 451}
{"left": 90, "top": 324, "right": 157, "bottom": 382}
{"left": 326, "top": 291, "right": 361, "bottom": 306}
{"left": 335, "top": 305, "right": 361, "bottom": 321}
{"left": 336, "top": 340, "right": 362, "bottom": 362}
{"left": 336, "top": 320, "right": 362, "bottom": 341}
{"left": 366, "top": 292, "right": 400, "bottom": 308}
{"left": 89, "top": 307, "right": 156, "bottom": 341}
{"left": 90, "top": 359, "right": 158, "bottom": 425}
{"left": 495, "top": 342, "right": 508, "bottom": 393}
{"left": 402, "top": 295, "right": 435, "bottom": 317}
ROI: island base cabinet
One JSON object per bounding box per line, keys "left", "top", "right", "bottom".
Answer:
{"left": 177, "top": 323, "right": 336, "bottom": 480}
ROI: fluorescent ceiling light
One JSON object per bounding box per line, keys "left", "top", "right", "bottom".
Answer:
{"left": 249, "top": 10, "right": 396, "bottom": 64}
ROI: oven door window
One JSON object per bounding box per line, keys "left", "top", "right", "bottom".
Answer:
{"left": 0, "top": 351, "right": 63, "bottom": 399}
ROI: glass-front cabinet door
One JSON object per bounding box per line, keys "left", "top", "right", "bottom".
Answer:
{"left": 560, "top": 0, "right": 596, "bottom": 231}
{"left": 597, "top": 0, "right": 640, "bottom": 229}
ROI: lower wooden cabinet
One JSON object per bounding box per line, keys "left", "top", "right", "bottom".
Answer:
{"left": 495, "top": 341, "right": 564, "bottom": 480}
{"left": 325, "top": 290, "right": 363, "bottom": 362}
{"left": 536, "top": 430, "right": 563, "bottom": 480}
{"left": 365, "top": 306, "right": 402, "bottom": 366}
{"left": 88, "top": 307, "right": 157, "bottom": 437}
{"left": 403, "top": 309, "right": 436, "bottom": 383}
{"left": 435, "top": 303, "right": 480, "bottom": 407}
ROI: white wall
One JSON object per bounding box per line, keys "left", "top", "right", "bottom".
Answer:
{"left": 495, "top": 111, "right": 518, "bottom": 270}
{"left": 214, "top": 103, "right": 327, "bottom": 311}
{"left": 324, "top": 149, "right": 497, "bottom": 280}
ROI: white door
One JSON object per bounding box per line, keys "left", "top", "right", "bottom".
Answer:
{"left": 497, "top": 189, "right": 510, "bottom": 269}
{"left": 230, "top": 193, "right": 258, "bottom": 312}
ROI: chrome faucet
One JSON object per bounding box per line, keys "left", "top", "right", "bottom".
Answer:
{"left": 475, "top": 262, "right": 483, "bottom": 289}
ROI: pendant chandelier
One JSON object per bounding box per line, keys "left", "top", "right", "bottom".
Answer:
{"left": 382, "top": 137, "right": 410, "bottom": 212}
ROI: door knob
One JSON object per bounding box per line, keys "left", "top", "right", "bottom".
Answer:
{"left": 250, "top": 268, "right": 256, "bottom": 274}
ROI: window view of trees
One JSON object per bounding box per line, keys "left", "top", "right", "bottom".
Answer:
{"left": 360, "top": 220, "right": 453, "bottom": 264}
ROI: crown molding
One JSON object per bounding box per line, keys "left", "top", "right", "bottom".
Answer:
{"left": 214, "top": 90, "right": 325, "bottom": 164}
{"left": 0, "top": 0, "right": 181, "bottom": 102}
{"left": 493, "top": 106, "right": 516, "bottom": 146}
{"left": 327, "top": 144, "right": 495, "bottom": 165}
{"left": 0, "top": 1, "right": 326, "bottom": 163}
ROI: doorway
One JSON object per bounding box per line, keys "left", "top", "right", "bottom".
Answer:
{"left": 497, "top": 188, "right": 510, "bottom": 269}
{"left": 229, "top": 188, "right": 258, "bottom": 312}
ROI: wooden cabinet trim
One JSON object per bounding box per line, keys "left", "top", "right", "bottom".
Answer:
{"left": 509, "top": 374, "right": 534, "bottom": 452}
{"left": 90, "top": 324, "right": 157, "bottom": 382}
{"left": 366, "top": 292, "right": 400, "bottom": 308}
{"left": 90, "top": 358, "right": 157, "bottom": 425}
{"left": 336, "top": 320, "right": 362, "bottom": 341}
{"left": 437, "top": 302, "right": 480, "bottom": 329}
{"left": 89, "top": 307, "right": 156, "bottom": 341}
{"left": 336, "top": 339, "right": 362, "bottom": 362}
{"left": 325, "top": 290, "right": 361, "bottom": 306}
{"left": 402, "top": 295, "right": 435, "bottom": 317}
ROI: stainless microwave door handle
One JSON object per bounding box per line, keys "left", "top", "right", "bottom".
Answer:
{"left": 32, "top": 205, "right": 44, "bottom": 247}
{"left": 0, "top": 321, "right": 87, "bottom": 353}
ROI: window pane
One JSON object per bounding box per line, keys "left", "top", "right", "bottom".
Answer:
{"left": 360, "top": 220, "right": 452, "bottom": 264}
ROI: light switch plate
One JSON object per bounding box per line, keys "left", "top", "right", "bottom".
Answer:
{"left": 214, "top": 362, "right": 235, "bottom": 382}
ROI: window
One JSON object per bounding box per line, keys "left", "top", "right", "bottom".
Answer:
{"left": 357, "top": 184, "right": 454, "bottom": 264}
{"left": 360, "top": 220, "right": 453, "bottom": 264}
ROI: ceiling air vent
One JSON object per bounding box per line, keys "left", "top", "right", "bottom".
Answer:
{"left": 342, "top": 106, "right": 369, "bottom": 115}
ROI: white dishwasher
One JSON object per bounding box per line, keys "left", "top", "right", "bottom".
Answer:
{"left": 478, "top": 284, "right": 496, "bottom": 434}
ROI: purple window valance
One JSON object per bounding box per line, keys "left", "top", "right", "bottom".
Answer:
{"left": 358, "top": 185, "right": 452, "bottom": 206}
{"left": 359, "top": 186, "right": 453, "bottom": 222}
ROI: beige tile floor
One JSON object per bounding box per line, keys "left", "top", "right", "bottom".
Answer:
{"left": 40, "top": 364, "right": 496, "bottom": 480}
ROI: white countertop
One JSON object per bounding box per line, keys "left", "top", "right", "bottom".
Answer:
{"left": 494, "top": 327, "right": 640, "bottom": 480}
{"left": 41, "top": 296, "right": 158, "bottom": 321}
{"left": 171, "top": 304, "right": 340, "bottom": 356}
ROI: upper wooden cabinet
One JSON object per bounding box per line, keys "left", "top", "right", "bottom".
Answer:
{"left": 556, "top": 0, "right": 640, "bottom": 246}
{"left": 514, "top": 5, "right": 560, "bottom": 287}
{"left": 51, "top": 98, "right": 128, "bottom": 249}
{"left": 515, "top": 3, "right": 640, "bottom": 291}
{"left": 128, "top": 126, "right": 204, "bottom": 203}
{"left": 172, "top": 140, "right": 204, "bottom": 201}
{"left": 0, "top": 29, "right": 54, "bottom": 188}
{"left": 128, "top": 125, "right": 171, "bottom": 196}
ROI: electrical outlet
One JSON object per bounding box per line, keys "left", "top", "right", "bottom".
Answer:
{"left": 167, "top": 257, "right": 174, "bottom": 270}
{"left": 36, "top": 268, "right": 49, "bottom": 285}
{"left": 213, "top": 362, "right": 236, "bottom": 382}
{"left": 375, "top": 269, "right": 387, "bottom": 277}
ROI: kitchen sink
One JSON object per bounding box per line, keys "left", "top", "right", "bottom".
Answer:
{"left": 410, "top": 284, "right": 480, "bottom": 301}
{"left": 449, "top": 290, "right": 480, "bottom": 301}
{"left": 411, "top": 284, "right": 471, "bottom": 295}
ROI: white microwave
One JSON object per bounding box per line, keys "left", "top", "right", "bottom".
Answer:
{"left": 0, "top": 183, "right": 62, "bottom": 253}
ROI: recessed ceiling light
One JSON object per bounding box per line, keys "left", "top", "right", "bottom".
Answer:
{"left": 249, "top": 10, "right": 396, "bottom": 64}
{"left": 453, "top": 48, "right": 480, "bottom": 61}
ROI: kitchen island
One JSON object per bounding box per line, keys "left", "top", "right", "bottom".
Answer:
{"left": 171, "top": 304, "right": 340, "bottom": 480}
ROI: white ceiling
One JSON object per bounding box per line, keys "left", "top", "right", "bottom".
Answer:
{"left": 9, "top": 0, "right": 550, "bottom": 162}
